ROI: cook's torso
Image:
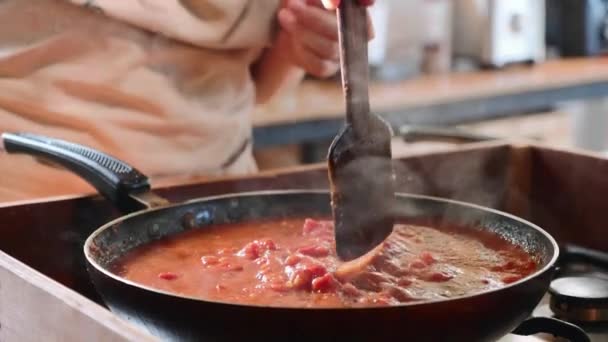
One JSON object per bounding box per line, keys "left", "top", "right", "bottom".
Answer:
{"left": 0, "top": 0, "right": 279, "bottom": 202}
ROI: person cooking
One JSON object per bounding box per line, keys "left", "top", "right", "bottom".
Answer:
{"left": 0, "top": 0, "right": 374, "bottom": 202}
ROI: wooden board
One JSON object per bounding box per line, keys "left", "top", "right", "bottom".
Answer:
{"left": 0, "top": 251, "right": 154, "bottom": 342}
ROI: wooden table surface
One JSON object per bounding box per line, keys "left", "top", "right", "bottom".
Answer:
{"left": 253, "top": 57, "right": 608, "bottom": 129}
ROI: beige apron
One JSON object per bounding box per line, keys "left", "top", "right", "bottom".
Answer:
{"left": 0, "top": 0, "right": 280, "bottom": 202}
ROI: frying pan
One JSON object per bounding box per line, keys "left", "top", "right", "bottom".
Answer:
{"left": 0, "top": 132, "right": 587, "bottom": 341}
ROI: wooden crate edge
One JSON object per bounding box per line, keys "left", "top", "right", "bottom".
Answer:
{"left": 0, "top": 250, "right": 155, "bottom": 342}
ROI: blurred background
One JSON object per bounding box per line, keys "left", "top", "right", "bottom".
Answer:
{"left": 253, "top": 0, "right": 608, "bottom": 170}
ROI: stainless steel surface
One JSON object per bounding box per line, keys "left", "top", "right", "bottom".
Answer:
{"left": 550, "top": 277, "right": 608, "bottom": 300}
{"left": 452, "top": 0, "right": 546, "bottom": 67}
{"left": 550, "top": 277, "right": 608, "bottom": 323}
{"left": 499, "top": 248, "right": 608, "bottom": 341}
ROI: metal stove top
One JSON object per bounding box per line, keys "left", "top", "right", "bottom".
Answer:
{"left": 500, "top": 245, "right": 608, "bottom": 342}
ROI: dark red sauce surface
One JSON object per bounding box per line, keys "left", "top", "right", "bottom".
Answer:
{"left": 112, "top": 218, "right": 537, "bottom": 308}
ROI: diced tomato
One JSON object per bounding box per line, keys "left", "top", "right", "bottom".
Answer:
{"left": 303, "top": 219, "right": 323, "bottom": 234}
{"left": 201, "top": 256, "right": 220, "bottom": 266}
{"left": 312, "top": 274, "right": 337, "bottom": 293}
{"left": 158, "top": 272, "right": 178, "bottom": 280}
{"left": 290, "top": 269, "right": 313, "bottom": 290}
{"left": 522, "top": 260, "right": 537, "bottom": 272}
{"left": 303, "top": 264, "right": 327, "bottom": 278}
{"left": 410, "top": 261, "right": 427, "bottom": 269}
{"left": 397, "top": 278, "right": 413, "bottom": 287}
{"left": 284, "top": 255, "right": 302, "bottom": 266}
{"left": 237, "top": 240, "right": 277, "bottom": 260}
{"left": 502, "top": 275, "right": 523, "bottom": 284}
{"left": 237, "top": 241, "right": 262, "bottom": 260}
{"left": 426, "top": 272, "right": 453, "bottom": 282}
{"left": 419, "top": 252, "right": 436, "bottom": 265}
{"left": 261, "top": 239, "right": 277, "bottom": 251}
{"left": 297, "top": 245, "right": 330, "bottom": 257}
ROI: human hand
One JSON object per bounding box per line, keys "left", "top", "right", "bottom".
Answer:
{"left": 277, "top": 0, "right": 374, "bottom": 78}
{"left": 320, "top": 0, "right": 375, "bottom": 10}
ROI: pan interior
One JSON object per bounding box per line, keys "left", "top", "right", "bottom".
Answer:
{"left": 87, "top": 191, "right": 556, "bottom": 274}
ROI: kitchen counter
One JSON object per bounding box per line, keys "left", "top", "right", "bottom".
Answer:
{"left": 253, "top": 57, "right": 608, "bottom": 148}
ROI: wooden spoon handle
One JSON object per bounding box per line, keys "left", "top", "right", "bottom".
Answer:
{"left": 337, "top": 0, "right": 370, "bottom": 133}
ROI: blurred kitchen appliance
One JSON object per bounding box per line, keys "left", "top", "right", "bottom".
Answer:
{"left": 546, "top": 0, "right": 608, "bottom": 56}
{"left": 368, "top": 1, "right": 453, "bottom": 81}
{"left": 368, "top": 1, "right": 423, "bottom": 81}
{"left": 420, "top": 0, "right": 453, "bottom": 74}
{"left": 452, "top": 0, "right": 546, "bottom": 68}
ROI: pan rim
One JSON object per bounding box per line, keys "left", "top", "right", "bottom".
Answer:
{"left": 84, "top": 189, "right": 559, "bottom": 311}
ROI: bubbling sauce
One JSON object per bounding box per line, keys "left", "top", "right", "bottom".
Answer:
{"left": 112, "top": 218, "right": 537, "bottom": 308}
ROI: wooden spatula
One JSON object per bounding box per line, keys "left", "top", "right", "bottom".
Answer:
{"left": 328, "top": 0, "right": 396, "bottom": 261}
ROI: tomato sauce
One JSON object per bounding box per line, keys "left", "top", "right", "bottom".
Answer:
{"left": 112, "top": 218, "right": 537, "bottom": 308}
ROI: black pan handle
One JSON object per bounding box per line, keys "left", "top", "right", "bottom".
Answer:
{"left": 512, "top": 317, "right": 590, "bottom": 342}
{"left": 1, "top": 132, "right": 151, "bottom": 210}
